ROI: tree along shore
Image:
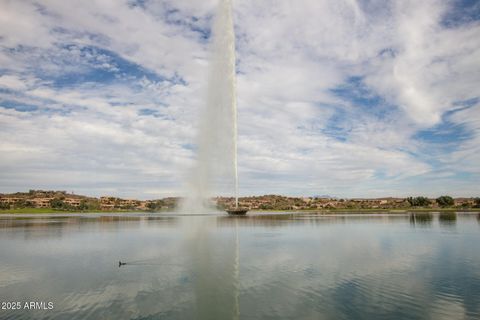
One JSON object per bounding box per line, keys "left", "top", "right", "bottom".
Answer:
{"left": 0, "top": 207, "right": 479, "bottom": 215}
{"left": 1, "top": 190, "right": 479, "bottom": 213}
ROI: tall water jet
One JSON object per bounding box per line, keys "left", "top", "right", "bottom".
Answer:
{"left": 180, "top": 0, "right": 239, "bottom": 213}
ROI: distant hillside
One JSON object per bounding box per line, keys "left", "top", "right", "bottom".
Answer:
{"left": 1, "top": 190, "right": 479, "bottom": 211}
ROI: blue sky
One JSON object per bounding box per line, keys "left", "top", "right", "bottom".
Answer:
{"left": 0, "top": 0, "right": 479, "bottom": 199}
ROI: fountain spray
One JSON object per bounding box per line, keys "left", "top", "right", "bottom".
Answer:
{"left": 180, "top": 0, "right": 240, "bottom": 213}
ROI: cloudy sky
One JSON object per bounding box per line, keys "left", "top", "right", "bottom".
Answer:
{"left": 0, "top": 0, "right": 479, "bottom": 199}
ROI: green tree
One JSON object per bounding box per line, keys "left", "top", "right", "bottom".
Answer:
{"left": 407, "top": 196, "right": 431, "bottom": 207}
{"left": 13, "top": 199, "right": 34, "bottom": 208}
{"left": 25, "top": 200, "right": 35, "bottom": 208}
{"left": 146, "top": 202, "right": 156, "bottom": 211}
{"left": 436, "top": 195, "right": 454, "bottom": 207}
{"left": 50, "top": 198, "right": 66, "bottom": 209}
{"left": 407, "top": 197, "right": 414, "bottom": 206}
{"left": 78, "top": 200, "right": 89, "bottom": 211}
{"left": 474, "top": 198, "right": 480, "bottom": 208}
{"left": 90, "top": 200, "right": 100, "bottom": 210}
{"left": 146, "top": 200, "right": 165, "bottom": 211}
{"left": 0, "top": 202, "right": 10, "bottom": 210}
{"left": 73, "top": 199, "right": 99, "bottom": 211}
{"left": 259, "top": 204, "right": 273, "bottom": 210}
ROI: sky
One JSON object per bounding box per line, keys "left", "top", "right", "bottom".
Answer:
{"left": 0, "top": 0, "right": 479, "bottom": 199}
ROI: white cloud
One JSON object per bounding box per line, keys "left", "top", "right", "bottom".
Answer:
{"left": 0, "top": 75, "right": 30, "bottom": 90}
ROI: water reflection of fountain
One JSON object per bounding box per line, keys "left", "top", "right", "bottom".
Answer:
{"left": 233, "top": 218, "right": 240, "bottom": 320}
{"left": 183, "top": 216, "right": 241, "bottom": 319}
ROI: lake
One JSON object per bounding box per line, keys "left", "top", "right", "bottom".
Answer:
{"left": 0, "top": 212, "right": 479, "bottom": 319}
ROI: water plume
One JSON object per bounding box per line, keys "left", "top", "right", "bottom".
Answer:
{"left": 180, "top": 0, "right": 238, "bottom": 213}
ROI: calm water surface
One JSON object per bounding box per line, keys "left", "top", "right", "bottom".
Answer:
{"left": 0, "top": 212, "right": 479, "bottom": 319}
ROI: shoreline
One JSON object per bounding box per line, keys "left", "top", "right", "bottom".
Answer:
{"left": 1, "top": 208, "right": 479, "bottom": 215}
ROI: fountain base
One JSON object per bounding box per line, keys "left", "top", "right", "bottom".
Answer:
{"left": 226, "top": 208, "right": 248, "bottom": 215}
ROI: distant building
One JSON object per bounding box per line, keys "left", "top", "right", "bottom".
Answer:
{"left": 64, "top": 198, "right": 81, "bottom": 207}
{"left": 32, "top": 198, "right": 54, "bottom": 208}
